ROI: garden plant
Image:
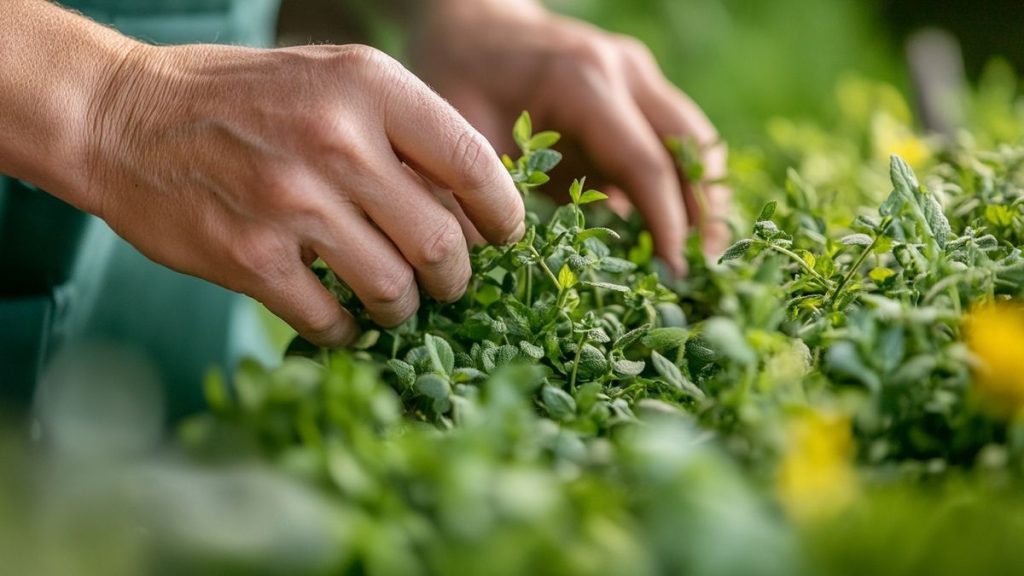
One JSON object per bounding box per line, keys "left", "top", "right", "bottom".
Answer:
{"left": 165, "top": 67, "right": 1024, "bottom": 575}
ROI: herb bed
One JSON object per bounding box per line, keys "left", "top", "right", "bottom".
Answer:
{"left": 177, "top": 92, "right": 1024, "bottom": 575}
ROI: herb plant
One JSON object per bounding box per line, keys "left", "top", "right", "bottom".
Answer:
{"left": 179, "top": 93, "right": 1024, "bottom": 575}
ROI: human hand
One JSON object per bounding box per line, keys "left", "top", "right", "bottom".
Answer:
{"left": 84, "top": 42, "right": 524, "bottom": 346}
{"left": 410, "top": 0, "right": 730, "bottom": 274}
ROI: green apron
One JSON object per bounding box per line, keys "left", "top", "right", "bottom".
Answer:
{"left": 0, "top": 0, "right": 281, "bottom": 422}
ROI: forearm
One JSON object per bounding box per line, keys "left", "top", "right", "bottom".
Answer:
{"left": 0, "top": 0, "right": 133, "bottom": 213}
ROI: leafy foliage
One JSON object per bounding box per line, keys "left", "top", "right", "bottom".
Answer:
{"left": 181, "top": 97, "right": 1024, "bottom": 575}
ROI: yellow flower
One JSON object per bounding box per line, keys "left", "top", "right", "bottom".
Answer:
{"left": 965, "top": 302, "right": 1024, "bottom": 419}
{"left": 871, "top": 112, "right": 931, "bottom": 170}
{"left": 775, "top": 411, "right": 857, "bottom": 523}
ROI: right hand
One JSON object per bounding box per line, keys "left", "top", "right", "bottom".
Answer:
{"left": 85, "top": 43, "right": 525, "bottom": 347}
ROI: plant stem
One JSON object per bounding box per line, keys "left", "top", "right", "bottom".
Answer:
{"left": 530, "top": 245, "right": 560, "bottom": 287}
{"left": 763, "top": 242, "right": 830, "bottom": 285}
{"left": 827, "top": 217, "right": 892, "bottom": 309}
{"left": 525, "top": 265, "right": 533, "bottom": 306}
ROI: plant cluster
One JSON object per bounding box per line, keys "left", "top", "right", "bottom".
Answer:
{"left": 179, "top": 96, "right": 1024, "bottom": 575}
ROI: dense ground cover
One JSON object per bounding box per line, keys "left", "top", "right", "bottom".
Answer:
{"left": 139, "top": 71, "right": 1024, "bottom": 574}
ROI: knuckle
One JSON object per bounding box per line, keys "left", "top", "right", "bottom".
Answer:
{"left": 293, "top": 114, "right": 377, "bottom": 180}
{"left": 300, "top": 305, "right": 342, "bottom": 341}
{"left": 256, "top": 169, "right": 325, "bottom": 220}
{"left": 418, "top": 217, "right": 465, "bottom": 267}
{"left": 616, "top": 35, "right": 656, "bottom": 65}
{"left": 567, "top": 37, "right": 618, "bottom": 75}
{"left": 449, "top": 130, "right": 495, "bottom": 189}
{"left": 366, "top": 265, "right": 416, "bottom": 310}
{"left": 335, "top": 44, "right": 409, "bottom": 105}
{"left": 314, "top": 129, "right": 369, "bottom": 173}
{"left": 333, "top": 44, "right": 392, "bottom": 73}
{"left": 233, "top": 237, "right": 293, "bottom": 284}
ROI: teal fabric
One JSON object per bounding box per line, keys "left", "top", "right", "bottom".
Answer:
{"left": 69, "top": 0, "right": 280, "bottom": 47}
{"left": 0, "top": 0, "right": 282, "bottom": 421}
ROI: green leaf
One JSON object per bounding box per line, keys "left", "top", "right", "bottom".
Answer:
{"left": 495, "top": 345, "right": 521, "bottom": 368}
{"left": 869, "top": 267, "right": 896, "bottom": 283}
{"left": 568, "top": 178, "right": 584, "bottom": 204}
{"left": 612, "top": 358, "right": 646, "bottom": 377}
{"left": 583, "top": 281, "right": 631, "bottom": 293}
{"left": 577, "top": 190, "right": 609, "bottom": 205}
{"left": 754, "top": 220, "right": 780, "bottom": 239}
{"left": 985, "top": 204, "right": 1016, "bottom": 227}
{"left": 518, "top": 340, "right": 545, "bottom": 359}
{"left": 840, "top": 233, "right": 874, "bottom": 247}
{"left": 527, "top": 130, "right": 561, "bottom": 151}
{"left": 578, "top": 227, "right": 621, "bottom": 241}
{"left": 599, "top": 257, "right": 637, "bottom": 274}
{"left": 451, "top": 367, "right": 487, "bottom": 383}
{"left": 613, "top": 324, "right": 650, "bottom": 350}
{"left": 641, "top": 327, "right": 689, "bottom": 351}
{"left": 386, "top": 359, "right": 416, "bottom": 388}
{"left": 797, "top": 249, "right": 816, "bottom": 270}
{"left": 825, "top": 341, "right": 880, "bottom": 391}
{"left": 718, "top": 239, "right": 755, "bottom": 263}
{"left": 353, "top": 330, "right": 380, "bottom": 350}
{"left": 701, "top": 318, "right": 755, "bottom": 365}
{"left": 629, "top": 231, "right": 654, "bottom": 265}
{"left": 576, "top": 344, "right": 610, "bottom": 379}
{"left": 541, "top": 385, "right": 576, "bottom": 420}
{"left": 651, "top": 351, "right": 705, "bottom": 400}
{"left": 656, "top": 303, "right": 687, "bottom": 328}
{"left": 527, "top": 171, "right": 550, "bottom": 185}
{"left": 920, "top": 192, "right": 951, "bottom": 250}
{"left": 526, "top": 148, "right": 562, "bottom": 173}
{"left": 415, "top": 373, "right": 451, "bottom": 413}
{"left": 424, "top": 333, "right": 455, "bottom": 376}
{"left": 513, "top": 111, "right": 532, "bottom": 149}
{"left": 756, "top": 201, "right": 777, "bottom": 222}
{"left": 886, "top": 155, "right": 951, "bottom": 249}
{"left": 557, "top": 264, "right": 578, "bottom": 290}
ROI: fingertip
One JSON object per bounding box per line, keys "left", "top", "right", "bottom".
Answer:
{"left": 259, "top": 265, "right": 362, "bottom": 349}
{"left": 297, "top": 303, "right": 361, "bottom": 349}
{"left": 504, "top": 219, "right": 526, "bottom": 245}
{"left": 315, "top": 314, "right": 361, "bottom": 349}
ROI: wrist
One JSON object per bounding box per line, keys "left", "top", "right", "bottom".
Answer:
{"left": 83, "top": 41, "right": 174, "bottom": 220}
{"left": 0, "top": 1, "right": 137, "bottom": 215}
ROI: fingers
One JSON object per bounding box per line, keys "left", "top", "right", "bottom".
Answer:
{"left": 352, "top": 155, "right": 473, "bottom": 302}
{"left": 625, "top": 46, "right": 732, "bottom": 256}
{"left": 380, "top": 77, "right": 526, "bottom": 245}
{"left": 306, "top": 203, "right": 420, "bottom": 328}
{"left": 258, "top": 263, "right": 360, "bottom": 348}
{"left": 431, "top": 185, "right": 486, "bottom": 247}
{"left": 569, "top": 86, "right": 688, "bottom": 273}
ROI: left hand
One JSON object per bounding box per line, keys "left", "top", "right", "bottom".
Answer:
{"left": 409, "top": 0, "right": 731, "bottom": 274}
